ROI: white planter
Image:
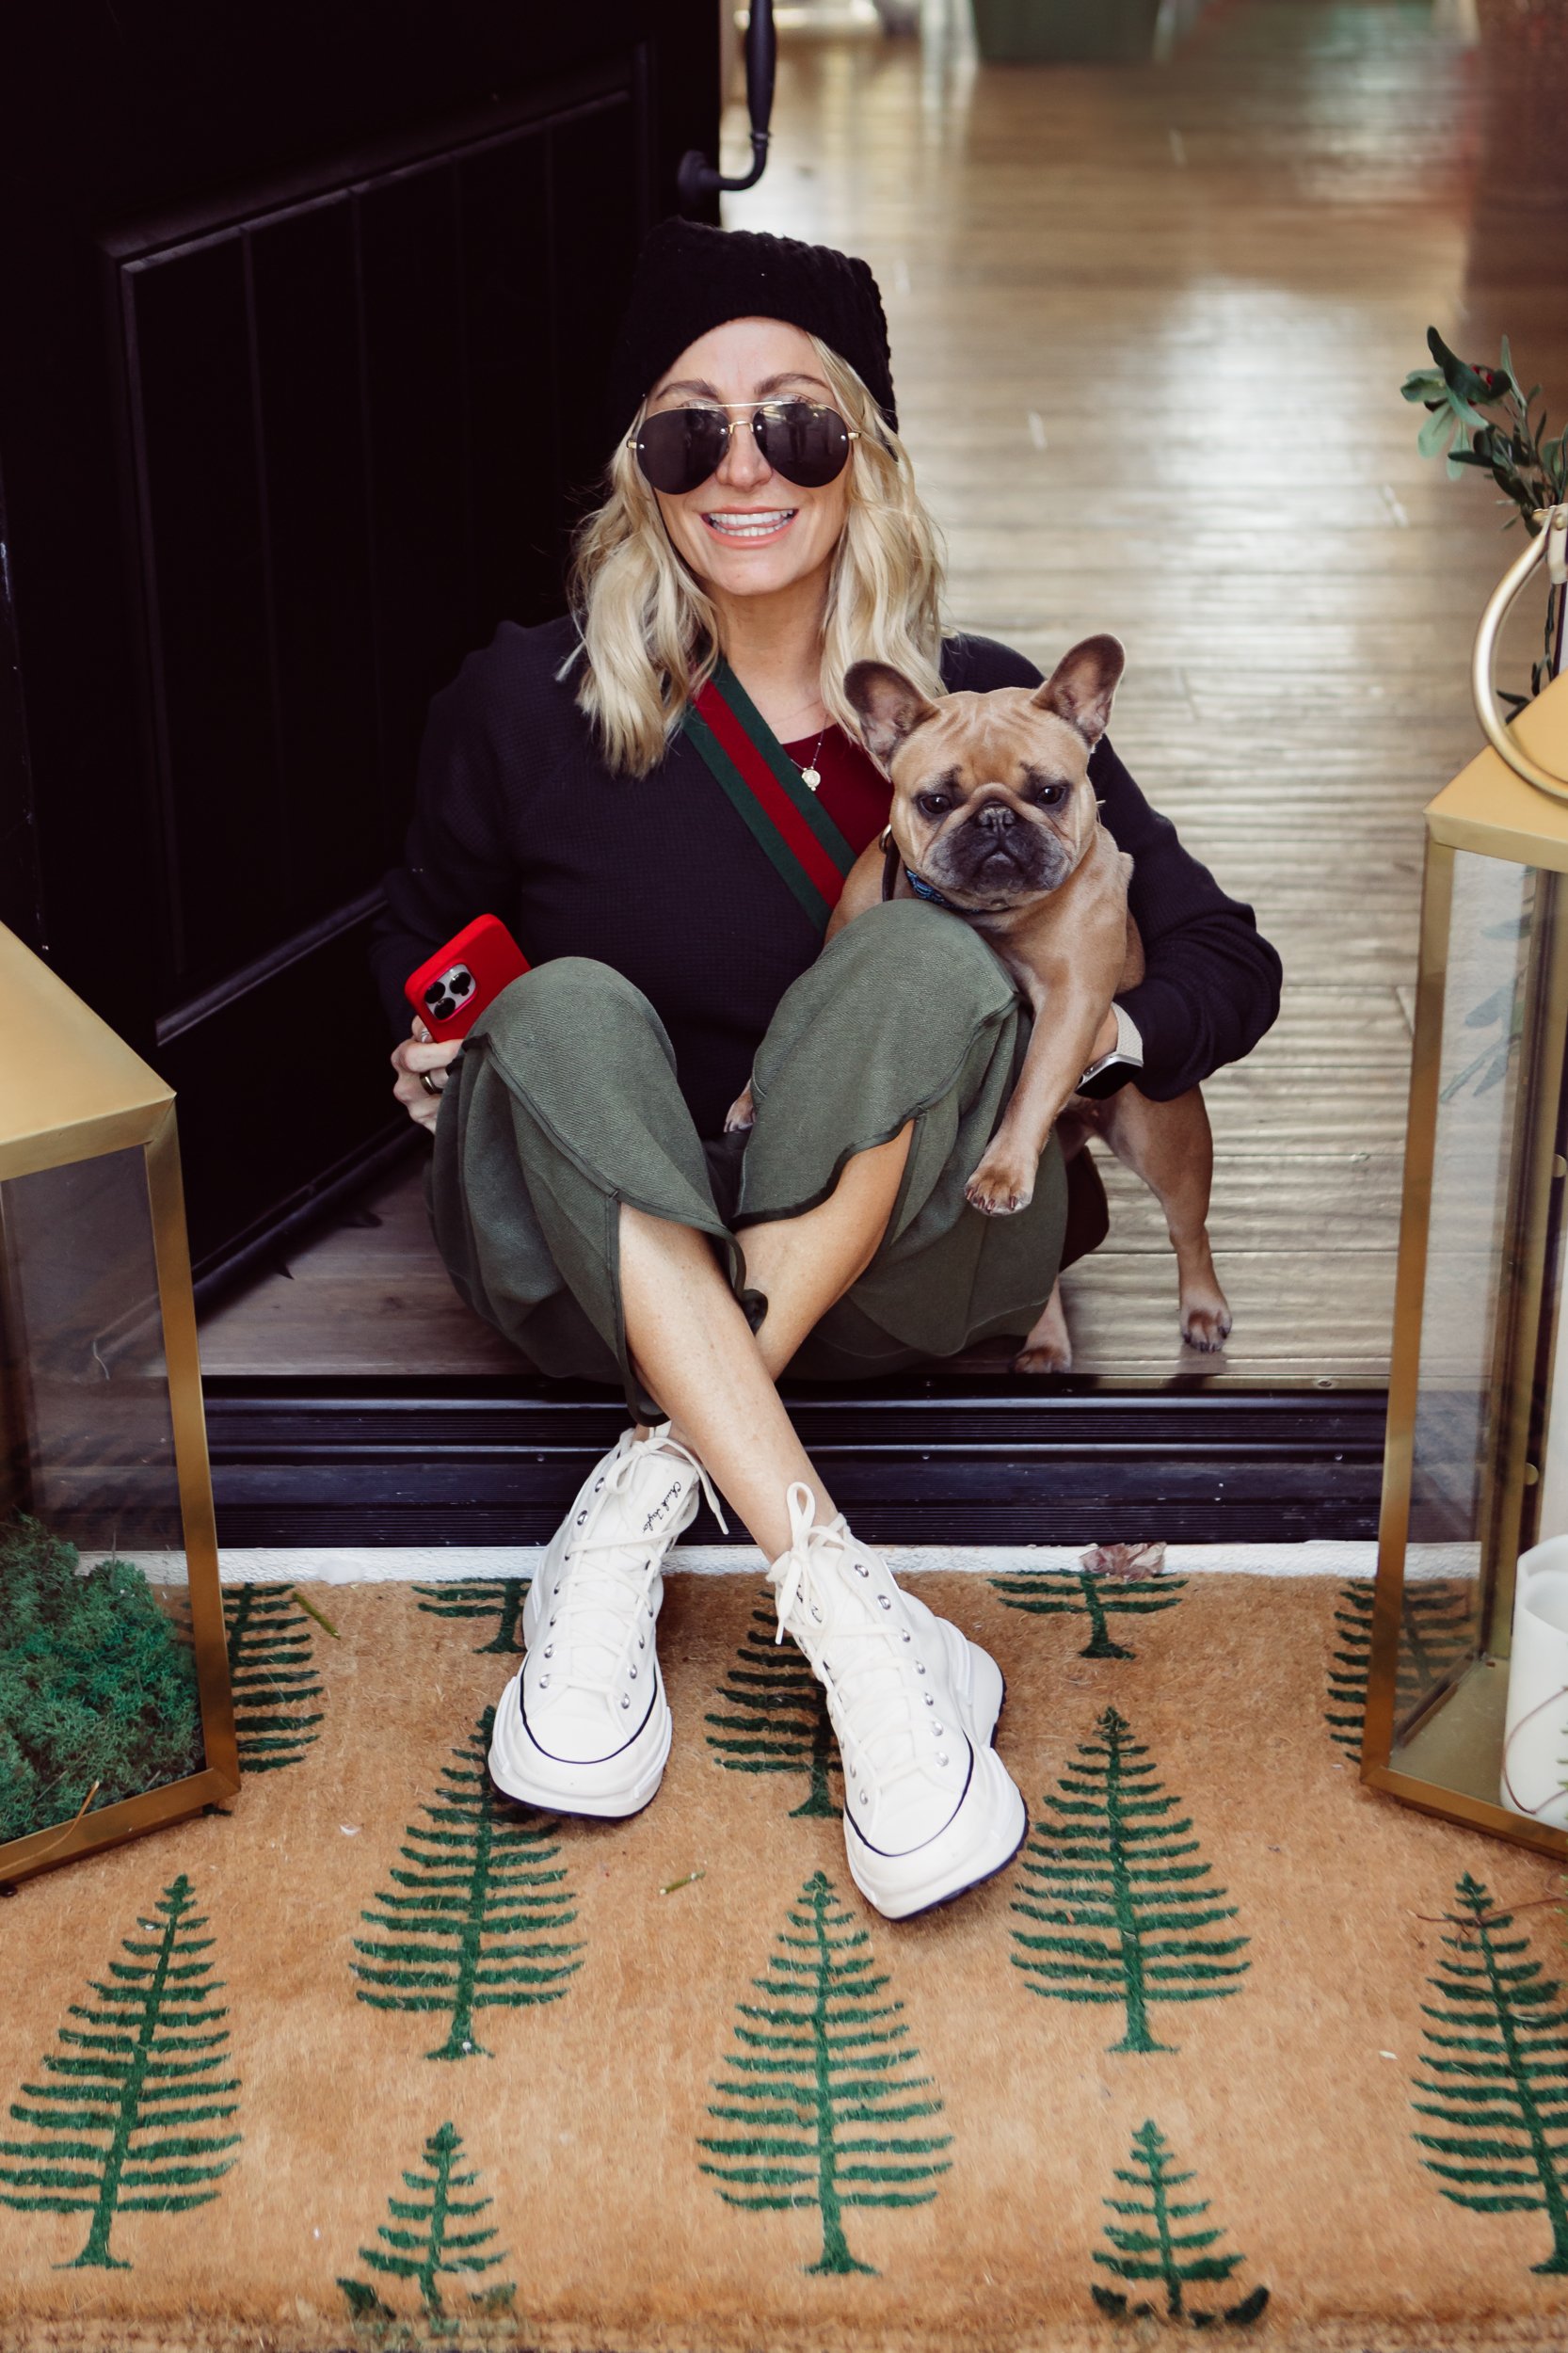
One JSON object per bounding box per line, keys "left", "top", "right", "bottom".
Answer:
{"left": 1502, "top": 1535, "right": 1568, "bottom": 1826}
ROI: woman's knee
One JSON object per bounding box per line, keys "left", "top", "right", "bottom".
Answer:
{"left": 477, "top": 955, "right": 657, "bottom": 1055}
{"left": 824, "top": 898, "right": 1014, "bottom": 1016}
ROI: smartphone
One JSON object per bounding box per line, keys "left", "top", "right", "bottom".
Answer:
{"left": 405, "top": 915, "right": 530, "bottom": 1043}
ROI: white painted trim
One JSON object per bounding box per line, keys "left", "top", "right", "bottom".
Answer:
{"left": 88, "top": 1540, "right": 1390, "bottom": 1585}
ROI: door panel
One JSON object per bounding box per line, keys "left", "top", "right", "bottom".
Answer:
{"left": 127, "top": 236, "right": 280, "bottom": 987}
{"left": 249, "top": 201, "right": 379, "bottom": 922}
{"left": 460, "top": 135, "right": 559, "bottom": 634}
{"left": 552, "top": 101, "right": 644, "bottom": 505}
{"left": 0, "top": 8, "right": 716, "bottom": 1277}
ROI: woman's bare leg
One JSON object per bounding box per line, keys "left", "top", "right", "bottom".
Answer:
{"left": 621, "top": 1121, "right": 912, "bottom": 1557}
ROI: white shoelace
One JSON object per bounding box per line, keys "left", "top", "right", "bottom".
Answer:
{"left": 769, "top": 1481, "right": 937, "bottom": 1804}
{"left": 540, "top": 1432, "right": 727, "bottom": 1704}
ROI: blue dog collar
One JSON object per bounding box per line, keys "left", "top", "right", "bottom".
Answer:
{"left": 905, "top": 868, "right": 957, "bottom": 911}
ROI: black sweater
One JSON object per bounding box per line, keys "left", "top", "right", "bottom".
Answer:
{"left": 370, "top": 616, "right": 1282, "bottom": 1139}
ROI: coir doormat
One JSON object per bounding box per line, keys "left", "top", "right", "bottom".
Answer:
{"left": 2, "top": 1569, "right": 1566, "bottom": 2353}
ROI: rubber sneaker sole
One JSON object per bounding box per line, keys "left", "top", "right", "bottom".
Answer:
{"left": 843, "top": 1635, "right": 1028, "bottom": 1921}
{"left": 486, "top": 1667, "right": 672, "bottom": 1820}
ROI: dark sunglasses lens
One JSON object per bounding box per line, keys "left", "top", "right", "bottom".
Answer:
{"left": 754, "top": 402, "right": 852, "bottom": 488}
{"left": 635, "top": 408, "right": 728, "bottom": 494}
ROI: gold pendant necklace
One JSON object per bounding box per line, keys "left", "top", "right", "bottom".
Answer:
{"left": 798, "top": 726, "right": 827, "bottom": 792}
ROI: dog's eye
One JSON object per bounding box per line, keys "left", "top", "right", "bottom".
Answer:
{"left": 917, "top": 792, "right": 952, "bottom": 818}
{"left": 1031, "top": 782, "right": 1068, "bottom": 808}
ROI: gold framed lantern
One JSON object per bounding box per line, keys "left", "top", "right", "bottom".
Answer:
{"left": 0, "top": 924, "right": 236, "bottom": 1886}
{"left": 1365, "top": 520, "right": 1568, "bottom": 1853}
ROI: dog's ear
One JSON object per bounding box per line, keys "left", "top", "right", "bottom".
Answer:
{"left": 844, "top": 662, "right": 940, "bottom": 769}
{"left": 1032, "top": 634, "right": 1125, "bottom": 746}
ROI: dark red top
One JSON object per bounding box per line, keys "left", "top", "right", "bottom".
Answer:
{"left": 779, "top": 723, "right": 890, "bottom": 856}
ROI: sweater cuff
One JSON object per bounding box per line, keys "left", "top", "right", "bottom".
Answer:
{"left": 1112, "top": 976, "right": 1198, "bottom": 1101}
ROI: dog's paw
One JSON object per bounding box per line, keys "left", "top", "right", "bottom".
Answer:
{"left": 725, "top": 1085, "right": 757, "bottom": 1134}
{"left": 1180, "top": 1300, "right": 1232, "bottom": 1353}
{"left": 1016, "top": 1284, "right": 1072, "bottom": 1374}
{"left": 965, "top": 1149, "right": 1038, "bottom": 1218}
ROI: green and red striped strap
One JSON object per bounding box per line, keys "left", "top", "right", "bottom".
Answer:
{"left": 682, "top": 659, "right": 856, "bottom": 933}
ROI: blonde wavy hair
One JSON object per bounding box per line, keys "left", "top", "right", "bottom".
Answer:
{"left": 563, "top": 335, "right": 947, "bottom": 776}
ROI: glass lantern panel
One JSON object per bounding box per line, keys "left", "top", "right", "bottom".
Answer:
{"left": 0, "top": 1144, "right": 207, "bottom": 1846}
{"left": 1394, "top": 850, "right": 1536, "bottom": 1758}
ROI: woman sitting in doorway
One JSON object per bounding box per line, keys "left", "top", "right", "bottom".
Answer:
{"left": 369, "top": 219, "right": 1280, "bottom": 1922}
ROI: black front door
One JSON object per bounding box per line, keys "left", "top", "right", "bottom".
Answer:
{"left": 0, "top": 4, "right": 716, "bottom": 1280}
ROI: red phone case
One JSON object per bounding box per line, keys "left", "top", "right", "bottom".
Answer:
{"left": 405, "top": 915, "right": 530, "bottom": 1042}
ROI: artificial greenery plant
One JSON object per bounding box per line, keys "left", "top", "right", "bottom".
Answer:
{"left": 0, "top": 1513, "right": 203, "bottom": 1846}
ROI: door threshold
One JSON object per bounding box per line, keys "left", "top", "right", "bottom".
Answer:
{"left": 202, "top": 1375, "right": 1388, "bottom": 1547}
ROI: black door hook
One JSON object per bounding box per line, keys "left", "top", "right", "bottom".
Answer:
{"left": 678, "top": 0, "right": 776, "bottom": 209}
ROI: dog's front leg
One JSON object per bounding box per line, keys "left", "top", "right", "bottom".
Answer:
{"left": 965, "top": 977, "right": 1107, "bottom": 1216}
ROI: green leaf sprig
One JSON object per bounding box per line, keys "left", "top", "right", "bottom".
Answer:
{"left": 1403, "top": 328, "right": 1567, "bottom": 521}
{"left": 1403, "top": 328, "right": 1567, "bottom": 702}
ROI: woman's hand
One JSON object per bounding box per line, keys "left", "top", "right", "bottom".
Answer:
{"left": 392, "top": 1016, "right": 462, "bottom": 1132}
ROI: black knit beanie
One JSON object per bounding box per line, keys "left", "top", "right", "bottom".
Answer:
{"left": 605, "top": 218, "right": 898, "bottom": 446}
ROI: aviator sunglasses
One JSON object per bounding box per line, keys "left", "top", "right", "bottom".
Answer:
{"left": 631, "top": 398, "right": 859, "bottom": 498}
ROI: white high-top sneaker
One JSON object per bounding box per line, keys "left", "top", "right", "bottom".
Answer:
{"left": 488, "top": 1424, "right": 723, "bottom": 1817}
{"left": 767, "top": 1481, "right": 1027, "bottom": 1919}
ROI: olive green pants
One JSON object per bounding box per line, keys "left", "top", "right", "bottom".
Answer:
{"left": 426, "top": 898, "right": 1068, "bottom": 1421}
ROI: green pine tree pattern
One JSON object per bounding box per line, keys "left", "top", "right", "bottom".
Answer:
{"left": 1411, "top": 1872, "right": 1568, "bottom": 2273}
{"left": 991, "top": 1562, "right": 1185, "bottom": 1660}
{"left": 698, "top": 1869, "right": 951, "bottom": 2277}
{"left": 337, "top": 2120, "right": 515, "bottom": 2325}
{"left": 222, "top": 1581, "right": 325, "bottom": 1773}
{"left": 1011, "top": 1705, "right": 1249, "bottom": 2053}
{"left": 1092, "top": 2119, "right": 1269, "bottom": 2327}
{"left": 705, "top": 1595, "right": 841, "bottom": 1817}
{"left": 0, "top": 1873, "right": 240, "bottom": 2269}
{"left": 414, "top": 1577, "right": 530, "bottom": 1657}
{"left": 352, "top": 1704, "right": 582, "bottom": 2061}
{"left": 1325, "top": 1578, "right": 1472, "bottom": 1755}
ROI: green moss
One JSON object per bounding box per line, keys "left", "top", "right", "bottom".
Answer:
{"left": 0, "top": 1514, "right": 204, "bottom": 1846}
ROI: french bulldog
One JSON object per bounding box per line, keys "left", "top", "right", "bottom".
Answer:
{"left": 728, "top": 634, "right": 1230, "bottom": 1373}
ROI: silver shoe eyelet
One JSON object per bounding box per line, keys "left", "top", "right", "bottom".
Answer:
{"left": 916, "top": 1661, "right": 926, "bottom": 1674}
{"left": 937, "top": 1753, "right": 949, "bottom": 1767}
{"left": 932, "top": 1722, "right": 945, "bottom": 1737}
{"left": 901, "top": 1630, "right": 911, "bottom": 1643}
{"left": 923, "top": 1693, "right": 934, "bottom": 1706}
{"left": 854, "top": 1562, "right": 869, "bottom": 1577}
{"left": 538, "top": 1674, "right": 550, "bottom": 1689}
{"left": 620, "top": 1695, "right": 632, "bottom": 1709}
{"left": 859, "top": 1790, "right": 870, "bottom": 1805}
{"left": 543, "top": 1645, "right": 553, "bottom": 1659}
{"left": 630, "top": 1666, "right": 637, "bottom": 1679}
{"left": 876, "top": 1594, "right": 891, "bottom": 1610}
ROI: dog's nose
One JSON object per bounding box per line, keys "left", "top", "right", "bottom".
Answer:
{"left": 973, "top": 802, "right": 1016, "bottom": 834}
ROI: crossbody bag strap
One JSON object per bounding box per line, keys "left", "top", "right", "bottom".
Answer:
{"left": 682, "top": 660, "right": 856, "bottom": 934}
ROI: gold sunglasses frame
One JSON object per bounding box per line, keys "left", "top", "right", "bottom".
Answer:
{"left": 627, "top": 397, "right": 860, "bottom": 482}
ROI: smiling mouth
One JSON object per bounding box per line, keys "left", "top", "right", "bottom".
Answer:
{"left": 702, "top": 509, "right": 798, "bottom": 541}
